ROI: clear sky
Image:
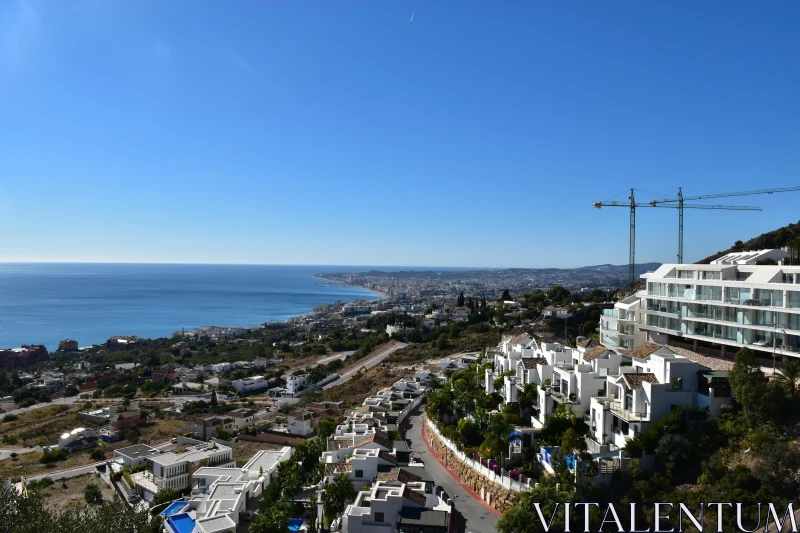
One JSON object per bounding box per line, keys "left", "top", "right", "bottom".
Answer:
{"left": 2, "top": 1, "right": 799, "bottom": 268}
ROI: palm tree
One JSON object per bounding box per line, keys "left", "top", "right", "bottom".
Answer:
{"left": 776, "top": 357, "right": 800, "bottom": 396}
{"left": 322, "top": 474, "right": 356, "bottom": 527}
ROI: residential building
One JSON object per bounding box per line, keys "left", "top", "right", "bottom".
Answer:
{"left": 114, "top": 443, "right": 162, "bottom": 468}
{"left": 231, "top": 375, "right": 269, "bottom": 394}
{"left": 286, "top": 373, "right": 309, "bottom": 395}
{"left": 599, "top": 294, "right": 647, "bottom": 353}
{"left": 203, "top": 376, "right": 230, "bottom": 390}
{"left": 340, "top": 479, "right": 452, "bottom": 533}
{"left": 132, "top": 441, "right": 235, "bottom": 498}
{"left": 228, "top": 408, "right": 257, "bottom": 430}
{"left": 58, "top": 427, "right": 98, "bottom": 451}
{"left": 172, "top": 381, "right": 206, "bottom": 395}
{"left": 638, "top": 250, "right": 800, "bottom": 359}
{"left": 287, "top": 409, "right": 320, "bottom": 437}
{"left": 197, "top": 416, "right": 235, "bottom": 440}
{"left": 588, "top": 342, "right": 732, "bottom": 451}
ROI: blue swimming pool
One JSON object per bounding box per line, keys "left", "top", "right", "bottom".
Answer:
{"left": 160, "top": 501, "right": 188, "bottom": 517}
{"left": 288, "top": 519, "right": 305, "bottom": 531}
{"left": 167, "top": 513, "right": 196, "bottom": 533}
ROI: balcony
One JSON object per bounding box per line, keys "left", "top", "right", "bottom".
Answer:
{"left": 603, "top": 309, "right": 619, "bottom": 319}
{"left": 608, "top": 401, "right": 649, "bottom": 422}
{"left": 551, "top": 390, "right": 579, "bottom": 405}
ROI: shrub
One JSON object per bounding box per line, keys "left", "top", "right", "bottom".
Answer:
{"left": 84, "top": 483, "right": 103, "bottom": 504}
{"left": 39, "top": 448, "right": 69, "bottom": 464}
{"left": 28, "top": 477, "right": 54, "bottom": 490}
{"left": 90, "top": 449, "right": 104, "bottom": 460}
{"left": 2, "top": 414, "right": 18, "bottom": 423}
{"left": 125, "top": 429, "right": 140, "bottom": 442}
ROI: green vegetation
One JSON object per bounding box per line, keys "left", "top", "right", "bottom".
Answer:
{"left": 83, "top": 483, "right": 102, "bottom": 504}
{"left": 0, "top": 482, "right": 160, "bottom": 533}
{"left": 322, "top": 474, "right": 357, "bottom": 528}
{"left": 152, "top": 488, "right": 177, "bottom": 506}
{"left": 498, "top": 347, "right": 800, "bottom": 532}
{"left": 39, "top": 448, "right": 69, "bottom": 464}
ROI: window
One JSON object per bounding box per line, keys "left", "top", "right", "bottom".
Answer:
{"left": 671, "top": 377, "right": 683, "bottom": 390}
{"left": 355, "top": 469, "right": 363, "bottom": 478}
{"left": 375, "top": 512, "right": 385, "bottom": 523}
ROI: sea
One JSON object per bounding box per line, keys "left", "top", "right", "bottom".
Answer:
{"left": 0, "top": 263, "right": 390, "bottom": 351}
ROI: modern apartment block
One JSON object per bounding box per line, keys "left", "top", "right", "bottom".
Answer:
{"left": 599, "top": 294, "right": 647, "bottom": 353}
{"left": 638, "top": 249, "right": 800, "bottom": 359}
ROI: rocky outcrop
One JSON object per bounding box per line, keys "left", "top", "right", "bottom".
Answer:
{"left": 426, "top": 421, "right": 518, "bottom": 512}
{"left": 58, "top": 339, "right": 79, "bottom": 351}
{"left": 0, "top": 345, "right": 48, "bottom": 369}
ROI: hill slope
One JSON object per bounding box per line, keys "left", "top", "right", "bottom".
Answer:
{"left": 695, "top": 220, "right": 800, "bottom": 264}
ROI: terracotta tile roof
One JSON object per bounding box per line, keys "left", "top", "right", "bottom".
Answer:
{"left": 628, "top": 342, "right": 664, "bottom": 359}
{"left": 577, "top": 338, "right": 597, "bottom": 348}
{"left": 507, "top": 334, "right": 531, "bottom": 345}
{"left": 402, "top": 487, "right": 427, "bottom": 506}
{"left": 622, "top": 372, "right": 659, "bottom": 390}
{"left": 324, "top": 463, "right": 352, "bottom": 476}
{"left": 377, "top": 469, "right": 422, "bottom": 483}
{"left": 519, "top": 358, "right": 548, "bottom": 369}
{"left": 665, "top": 345, "right": 733, "bottom": 371}
{"left": 583, "top": 346, "right": 608, "bottom": 360}
{"left": 379, "top": 451, "right": 398, "bottom": 465}
{"left": 354, "top": 432, "right": 393, "bottom": 450}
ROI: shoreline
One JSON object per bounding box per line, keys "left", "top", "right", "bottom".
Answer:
{"left": 311, "top": 274, "right": 390, "bottom": 299}
{"left": 10, "top": 274, "right": 390, "bottom": 351}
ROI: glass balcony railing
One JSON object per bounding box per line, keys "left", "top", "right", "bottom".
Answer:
{"left": 609, "top": 401, "right": 649, "bottom": 422}
{"left": 603, "top": 309, "right": 619, "bottom": 318}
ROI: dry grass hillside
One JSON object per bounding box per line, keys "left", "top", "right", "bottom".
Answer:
{"left": 696, "top": 219, "right": 800, "bottom": 264}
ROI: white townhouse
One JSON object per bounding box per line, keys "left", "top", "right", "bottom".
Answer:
{"left": 588, "top": 342, "right": 732, "bottom": 452}
{"left": 341, "top": 479, "right": 452, "bottom": 533}
{"left": 637, "top": 249, "right": 800, "bottom": 359}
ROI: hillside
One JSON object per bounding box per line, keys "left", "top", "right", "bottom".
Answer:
{"left": 695, "top": 220, "right": 800, "bottom": 264}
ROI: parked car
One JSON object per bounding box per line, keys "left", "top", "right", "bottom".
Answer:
{"left": 171, "top": 438, "right": 178, "bottom": 444}
{"left": 127, "top": 494, "right": 141, "bottom": 503}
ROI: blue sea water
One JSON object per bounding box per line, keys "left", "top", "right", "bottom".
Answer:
{"left": 0, "top": 263, "right": 386, "bottom": 350}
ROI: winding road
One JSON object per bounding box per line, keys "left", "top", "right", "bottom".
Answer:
{"left": 322, "top": 342, "right": 408, "bottom": 390}
{"left": 404, "top": 409, "right": 500, "bottom": 533}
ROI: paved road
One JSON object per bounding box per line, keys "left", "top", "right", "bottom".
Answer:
{"left": 315, "top": 351, "right": 355, "bottom": 366}
{"left": 1, "top": 392, "right": 89, "bottom": 416}
{"left": 0, "top": 447, "right": 36, "bottom": 461}
{"left": 405, "top": 410, "right": 499, "bottom": 533}
{"left": 322, "top": 342, "right": 408, "bottom": 390}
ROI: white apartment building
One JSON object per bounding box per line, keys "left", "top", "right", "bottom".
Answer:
{"left": 589, "top": 343, "right": 732, "bottom": 452}
{"left": 132, "top": 441, "right": 235, "bottom": 498}
{"left": 231, "top": 375, "right": 268, "bottom": 394}
{"left": 599, "top": 294, "right": 647, "bottom": 353}
{"left": 341, "top": 479, "right": 452, "bottom": 533}
{"left": 638, "top": 249, "right": 800, "bottom": 359}
{"left": 286, "top": 374, "right": 309, "bottom": 395}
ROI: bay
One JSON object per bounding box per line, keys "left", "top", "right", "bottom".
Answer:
{"left": 0, "top": 263, "right": 384, "bottom": 350}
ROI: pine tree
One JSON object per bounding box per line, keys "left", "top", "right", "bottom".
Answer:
{"left": 210, "top": 390, "right": 218, "bottom": 407}
{"left": 457, "top": 291, "right": 465, "bottom": 307}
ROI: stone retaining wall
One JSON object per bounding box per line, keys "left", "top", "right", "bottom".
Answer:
{"left": 426, "top": 421, "right": 518, "bottom": 512}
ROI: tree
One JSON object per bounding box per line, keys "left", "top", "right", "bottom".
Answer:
{"left": 317, "top": 417, "right": 338, "bottom": 441}
{"left": 497, "top": 484, "right": 577, "bottom": 533}
{"left": 252, "top": 499, "right": 290, "bottom": 533}
{"left": 1, "top": 482, "right": 161, "bottom": 533}
{"left": 457, "top": 291, "right": 465, "bottom": 307}
{"left": 499, "top": 289, "right": 511, "bottom": 302}
{"left": 776, "top": 357, "right": 800, "bottom": 396}
{"left": 728, "top": 348, "right": 769, "bottom": 423}
{"left": 84, "top": 483, "right": 103, "bottom": 504}
{"left": 276, "top": 461, "right": 303, "bottom": 502}
{"left": 322, "top": 474, "right": 357, "bottom": 527}
{"left": 210, "top": 390, "right": 218, "bottom": 407}
{"left": 153, "top": 488, "right": 177, "bottom": 505}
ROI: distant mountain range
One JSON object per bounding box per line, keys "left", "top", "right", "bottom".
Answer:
{"left": 318, "top": 263, "right": 662, "bottom": 290}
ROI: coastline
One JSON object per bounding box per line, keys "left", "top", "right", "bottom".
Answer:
{"left": 312, "top": 274, "right": 390, "bottom": 300}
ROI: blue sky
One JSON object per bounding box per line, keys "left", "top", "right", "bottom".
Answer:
{"left": 2, "top": 1, "right": 799, "bottom": 268}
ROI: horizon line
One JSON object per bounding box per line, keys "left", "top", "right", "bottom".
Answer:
{"left": 0, "top": 260, "right": 664, "bottom": 269}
